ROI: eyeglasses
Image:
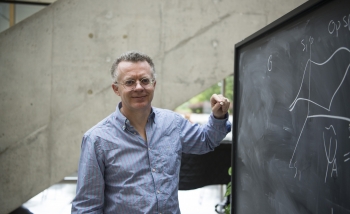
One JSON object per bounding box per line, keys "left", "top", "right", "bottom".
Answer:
{"left": 114, "top": 77, "right": 155, "bottom": 90}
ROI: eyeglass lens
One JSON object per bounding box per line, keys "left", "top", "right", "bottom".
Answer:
{"left": 123, "top": 78, "right": 154, "bottom": 89}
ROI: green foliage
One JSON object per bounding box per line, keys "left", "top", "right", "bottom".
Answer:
{"left": 224, "top": 167, "right": 232, "bottom": 214}
{"left": 225, "top": 205, "right": 231, "bottom": 214}
{"left": 190, "top": 75, "right": 234, "bottom": 103}
{"left": 224, "top": 182, "right": 231, "bottom": 197}
{"left": 175, "top": 75, "right": 234, "bottom": 113}
{"left": 224, "top": 167, "right": 232, "bottom": 197}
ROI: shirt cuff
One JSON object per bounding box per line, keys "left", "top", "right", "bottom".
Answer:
{"left": 209, "top": 113, "right": 232, "bottom": 133}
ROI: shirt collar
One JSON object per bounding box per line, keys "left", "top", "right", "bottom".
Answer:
{"left": 115, "top": 102, "right": 156, "bottom": 130}
{"left": 148, "top": 108, "right": 156, "bottom": 124}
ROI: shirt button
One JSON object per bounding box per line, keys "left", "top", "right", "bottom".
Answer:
{"left": 152, "top": 168, "right": 156, "bottom": 172}
{"left": 157, "top": 190, "right": 161, "bottom": 194}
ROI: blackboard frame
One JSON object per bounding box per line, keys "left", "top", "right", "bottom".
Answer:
{"left": 231, "top": 0, "right": 335, "bottom": 213}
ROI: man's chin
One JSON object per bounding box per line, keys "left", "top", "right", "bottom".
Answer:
{"left": 131, "top": 102, "right": 151, "bottom": 110}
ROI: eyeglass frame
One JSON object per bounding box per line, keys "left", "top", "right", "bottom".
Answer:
{"left": 114, "top": 77, "right": 156, "bottom": 90}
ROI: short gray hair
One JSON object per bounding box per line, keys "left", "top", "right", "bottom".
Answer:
{"left": 110, "top": 51, "right": 156, "bottom": 82}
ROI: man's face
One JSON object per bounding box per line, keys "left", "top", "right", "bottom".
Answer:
{"left": 112, "top": 61, "right": 156, "bottom": 113}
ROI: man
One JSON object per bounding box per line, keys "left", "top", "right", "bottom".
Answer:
{"left": 71, "top": 51, "right": 231, "bottom": 214}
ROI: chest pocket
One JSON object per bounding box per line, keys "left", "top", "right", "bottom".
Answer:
{"left": 157, "top": 134, "right": 181, "bottom": 176}
{"left": 98, "top": 140, "right": 119, "bottom": 171}
{"left": 153, "top": 112, "right": 182, "bottom": 175}
{"left": 99, "top": 140, "right": 118, "bottom": 151}
{"left": 157, "top": 121, "right": 180, "bottom": 154}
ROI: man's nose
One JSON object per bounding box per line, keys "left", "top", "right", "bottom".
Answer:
{"left": 133, "top": 80, "right": 144, "bottom": 90}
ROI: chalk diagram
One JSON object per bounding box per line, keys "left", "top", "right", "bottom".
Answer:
{"left": 282, "top": 34, "right": 350, "bottom": 182}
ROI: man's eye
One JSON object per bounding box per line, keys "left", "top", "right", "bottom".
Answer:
{"left": 124, "top": 80, "right": 135, "bottom": 86}
{"left": 141, "top": 78, "right": 150, "bottom": 85}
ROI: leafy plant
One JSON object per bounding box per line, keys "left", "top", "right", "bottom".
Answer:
{"left": 224, "top": 167, "right": 232, "bottom": 214}
{"left": 175, "top": 75, "right": 234, "bottom": 114}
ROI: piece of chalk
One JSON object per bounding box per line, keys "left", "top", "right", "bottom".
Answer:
{"left": 220, "top": 102, "right": 223, "bottom": 105}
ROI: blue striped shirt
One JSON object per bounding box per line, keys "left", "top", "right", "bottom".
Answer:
{"left": 71, "top": 103, "right": 231, "bottom": 214}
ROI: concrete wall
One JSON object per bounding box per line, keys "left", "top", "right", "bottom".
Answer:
{"left": 0, "top": 0, "right": 306, "bottom": 212}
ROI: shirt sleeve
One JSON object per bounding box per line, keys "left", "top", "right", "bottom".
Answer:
{"left": 179, "top": 113, "right": 232, "bottom": 154}
{"left": 71, "top": 135, "right": 105, "bottom": 214}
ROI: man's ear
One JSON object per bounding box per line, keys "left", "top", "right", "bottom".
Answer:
{"left": 112, "top": 84, "right": 120, "bottom": 96}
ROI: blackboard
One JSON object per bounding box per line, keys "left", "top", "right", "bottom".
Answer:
{"left": 232, "top": 0, "right": 350, "bottom": 213}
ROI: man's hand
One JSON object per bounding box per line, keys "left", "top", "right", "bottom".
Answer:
{"left": 210, "top": 94, "right": 230, "bottom": 119}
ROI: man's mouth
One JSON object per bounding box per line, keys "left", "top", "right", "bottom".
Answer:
{"left": 132, "top": 95, "right": 147, "bottom": 98}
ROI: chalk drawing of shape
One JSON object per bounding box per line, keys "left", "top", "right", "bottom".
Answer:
{"left": 289, "top": 47, "right": 350, "bottom": 112}
{"left": 289, "top": 47, "right": 350, "bottom": 177}
{"left": 323, "top": 125, "right": 338, "bottom": 183}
